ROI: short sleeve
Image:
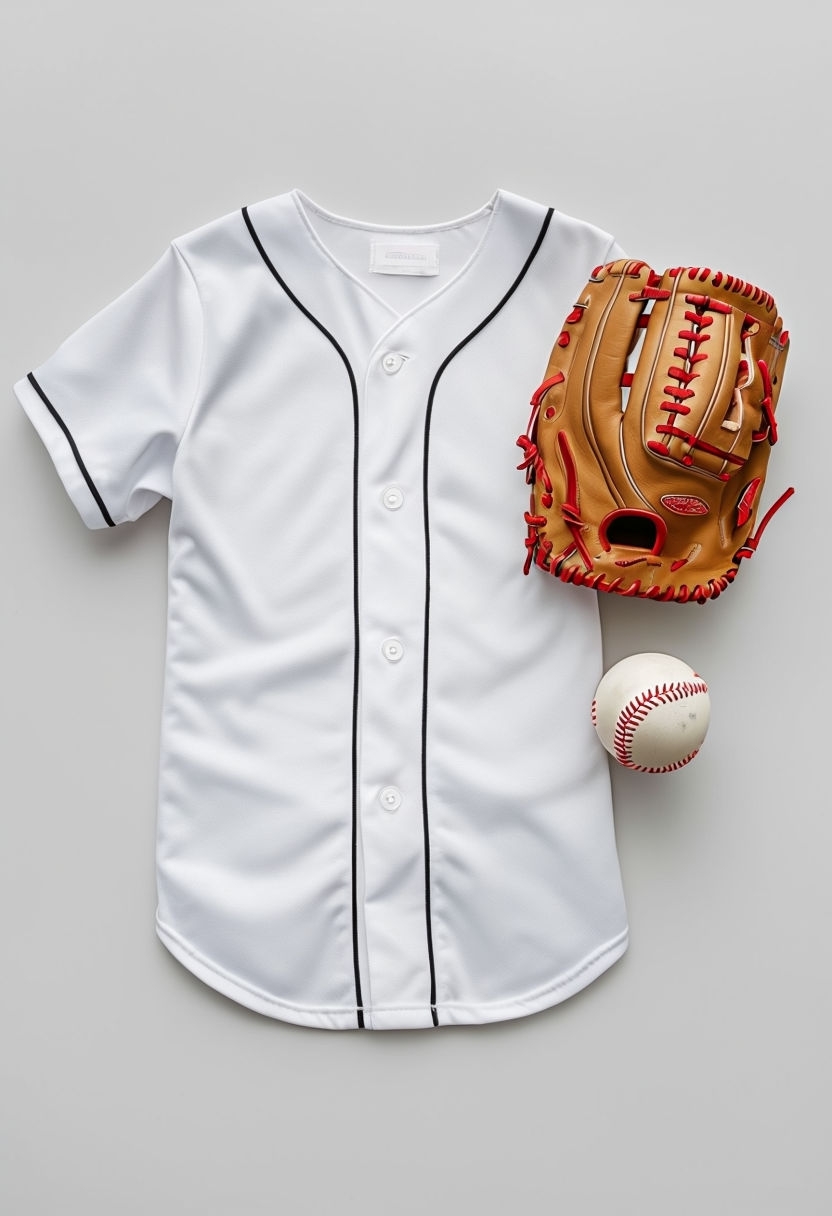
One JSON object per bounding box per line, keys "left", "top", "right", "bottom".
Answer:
{"left": 13, "top": 241, "right": 203, "bottom": 529}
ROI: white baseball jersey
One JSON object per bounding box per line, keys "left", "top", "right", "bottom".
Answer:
{"left": 14, "top": 187, "right": 629, "bottom": 1030}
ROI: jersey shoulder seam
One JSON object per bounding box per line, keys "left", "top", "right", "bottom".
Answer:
{"left": 170, "top": 237, "right": 207, "bottom": 458}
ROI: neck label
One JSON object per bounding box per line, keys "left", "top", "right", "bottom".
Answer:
{"left": 370, "top": 241, "right": 440, "bottom": 276}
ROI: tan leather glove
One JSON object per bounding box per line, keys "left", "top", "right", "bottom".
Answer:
{"left": 517, "top": 259, "right": 793, "bottom": 603}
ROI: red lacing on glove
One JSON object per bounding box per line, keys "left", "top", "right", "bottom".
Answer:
{"left": 651, "top": 426, "right": 746, "bottom": 466}
{"left": 517, "top": 370, "right": 573, "bottom": 574}
{"left": 557, "top": 431, "right": 593, "bottom": 571}
{"left": 669, "top": 267, "right": 776, "bottom": 313}
{"left": 733, "top": 487, "right": 795, "bottom": 561}
{"left": 629, "top": 287, "right": 671, "bottom": 302}
{"left": 614, "top": 556, "right": 663, "bottom": 568}
{"left": 684, "top": 293, "right": 732, "bottom": 315}
{"left": 522, "top": 496, "right": 548, "bottom": 575}
{"left": 529, "top": 372, "right": 565, "bottom": 413}
{"left": 661, "top": 363, "right": 697, "bottom": 414}
{"left": 656, "top": 304, "right": 714, "bottom": 425}
{"left": 735, "top": 478, "right": 762, "bottom": 529}
{"left": 517, "top": 372, "right": 568, "bottom": 501}
{"left": 593, "top": 260, "right": 653, "bottom": 281}
{"left": 651, "top": 293, "right": 760, "bottom": 472}
{"left": 548, "top": 561, "right": 737, "bottom": 603}
{"left": 515, "top": 435, "right": 553, "bottom": 507}
{"left": 752, "top": 358, "right": 778, "bottom": 444}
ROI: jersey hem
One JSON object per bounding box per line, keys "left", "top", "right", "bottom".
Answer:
{"left": 156, "top": 914, "right": 629, "bottom": 1031}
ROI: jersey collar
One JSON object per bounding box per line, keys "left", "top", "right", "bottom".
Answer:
{"left": 243, "top": 186, "right": 552, "bottom": 360}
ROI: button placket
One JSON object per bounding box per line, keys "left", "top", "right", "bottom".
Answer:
{"left": 356, "top": 330, "right": 431, "bottom": 1011}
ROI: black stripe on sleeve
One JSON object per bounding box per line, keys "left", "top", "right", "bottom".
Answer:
{"left": 420, "top": 207, "right": 555, "bottom": 1027}
{"left": 27, "top": 372, "right": 116, "bottom": 527}
{"left": 241, "top": 205, "right": 367, "bottom": 1030}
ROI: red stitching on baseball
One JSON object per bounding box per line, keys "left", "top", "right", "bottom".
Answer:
{"left": 613, "top": 680, "right": 708, "bottom": 772}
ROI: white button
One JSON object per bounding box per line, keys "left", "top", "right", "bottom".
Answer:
{"left": 379, "top": 785, "right": 402, "bottom": 812}
{"left": 381, "top": 637, "right": 404, "bottom": 663}
{"left": 382, "top": 353, "right": 404, "bottom": 374}
{"left": 382, "top": 485, "right": 404, "bottom": 511}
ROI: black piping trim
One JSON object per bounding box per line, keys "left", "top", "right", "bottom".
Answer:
{"left": 421, "top": 207, "right": 554, "bottom": 1028}
{"left": 241, "top": 205, "right": 366, "bottom": 1030}
{"left": 26, "top": 372, "right": 116, "bottom": 527}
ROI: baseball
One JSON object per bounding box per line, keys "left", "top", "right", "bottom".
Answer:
{"left": 592, "top": 653, "right": 710, "bottom": 773}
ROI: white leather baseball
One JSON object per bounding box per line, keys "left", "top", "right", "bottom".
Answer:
{"left": 592, "top": 653, "right": 710, "bottom": 773}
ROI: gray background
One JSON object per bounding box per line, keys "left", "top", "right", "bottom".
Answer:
{"left": 2, "top": 1, "right": 827, "bottom": 1212}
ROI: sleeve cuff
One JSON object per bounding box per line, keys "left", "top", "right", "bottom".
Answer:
{"left": 14, "top": 372, "right": 116, "bottom": 530}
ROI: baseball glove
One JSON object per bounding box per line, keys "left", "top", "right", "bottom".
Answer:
{"left": 516, "top": 260, "right": 793, "bottom": 603}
